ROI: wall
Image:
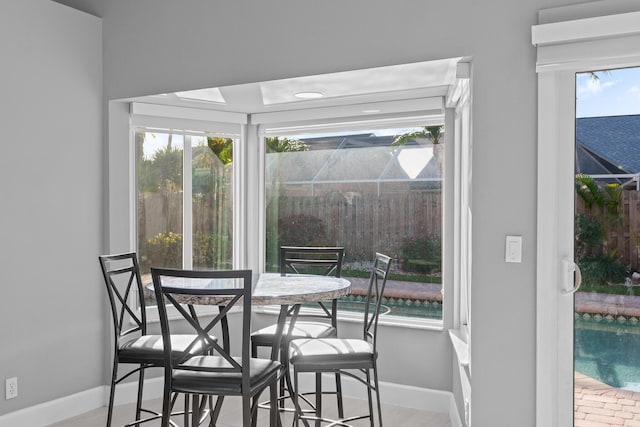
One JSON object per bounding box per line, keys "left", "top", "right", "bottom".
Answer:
{"left": 100, "top": 1, "right": 552, "bottom": 425}
{"left": 0, "top": 0, "right": 102, "bottom": 416}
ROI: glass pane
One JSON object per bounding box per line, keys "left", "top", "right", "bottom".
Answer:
{"left": 191, "top": 135, "right": 233, "bottom": 269}
{"left": 136, "top": 130, "right": 184, "bottom": 276}
{"left": 264, "top": 128, "right": 444, "bottom": 320}
{"left": 574, "top": 66, "right": 640, "bottom": 424}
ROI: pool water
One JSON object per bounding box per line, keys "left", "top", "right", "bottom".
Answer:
{"left": 575, "top": 317, "right": 640, "bottom": 391}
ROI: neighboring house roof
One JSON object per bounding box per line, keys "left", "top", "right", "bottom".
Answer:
{"left": 576, "top": 115, "right": 640, "bottom": 175}
{"left": 575, "top": 143, "right": 629, "bottom": 176}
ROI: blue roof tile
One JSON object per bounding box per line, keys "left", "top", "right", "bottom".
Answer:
{"left": 576, "top": 115, "right": 640, "bottom": 173}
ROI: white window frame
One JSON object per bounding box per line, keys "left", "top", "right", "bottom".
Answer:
{"left": 253, "top": 97, "right": 454, "bottom": 330}
{"left": 130, "top": 104, "right": 245, "bottom": 319}
{"left": 126, "top": 94, "right": 472, "bottom": 329}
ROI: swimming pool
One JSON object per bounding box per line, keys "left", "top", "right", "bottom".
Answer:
{"left": 575, "top": 316, "right": 640, "bottom": 391}
{"left": 338, "top": 294, "right": 443, "bottom": 319}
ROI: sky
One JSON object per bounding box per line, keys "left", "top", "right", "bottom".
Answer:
{"left": 576, "top": 66, "right": 640, "bottom": 118}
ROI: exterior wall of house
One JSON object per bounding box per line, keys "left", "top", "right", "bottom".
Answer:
{"left": 0, "top": 0, "right": 103, "bottom": 416}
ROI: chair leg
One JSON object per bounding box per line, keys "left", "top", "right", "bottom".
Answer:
{"left": 373, "top": 365, "right": 383, "bottom": 427}
{"left": 334, "top": 371, "right": 344, "bottom": 418}
{"left": 135, "top": 365, "right": 145, "bottom": 426}
{"left": 106, "top": 359, "right": 118, "bottom": 427}
{"left": 184, "top": 394, "right": 190, "bottom": 427}
{"left": 160, "top": 388, "right": 172, "bottom": 427}
{"left": 292, "top": 369, "right": 301, "bottom": 427}
{"left": 270, "top": 381, "right": 279, "bottom": 427}
{"left": 365, "top": 370, "right": 374, "bottom": 427}
{"left": 315, "top": 373, "right": 322, "bottom": 427}
{"left": 242, "top": 395, "right": 252, "bottom": 427}
{"left": 210, "top": 396, "right": 224, "bottom": 426}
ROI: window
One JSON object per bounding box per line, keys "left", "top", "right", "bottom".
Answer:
{"left": 129, "top": 99, "right": 455, "bottom": 324}
{"left": 135, "top": 127, "right": 236, "bottom": 281}
{"left": 263, "top": 126, "right": 444, "bottom": 320}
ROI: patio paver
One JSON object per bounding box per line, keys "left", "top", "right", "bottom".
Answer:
{"left": 575, "top": 372, "right": 640, "bottom": 427}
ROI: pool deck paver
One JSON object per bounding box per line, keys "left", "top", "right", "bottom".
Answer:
{"left": 575, "top": 372, "right": 640, "bottom": 427}
{"left": 576, "top": 292, "right": 640, "bottom": 317}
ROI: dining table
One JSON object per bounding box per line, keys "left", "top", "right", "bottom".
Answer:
{"left": 146, "top": 271, "right": 352, "bottom": 420}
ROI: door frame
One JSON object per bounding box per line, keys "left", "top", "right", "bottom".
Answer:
{"left": 533, "top": 7, "right": 640, "bottom": 427}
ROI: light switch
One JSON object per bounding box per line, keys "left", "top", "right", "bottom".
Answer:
{"left": 505, "top": 235, "right": 522, "bottom": 263}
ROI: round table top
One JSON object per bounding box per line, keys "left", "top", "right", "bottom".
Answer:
{"left": 146, "top": 272, "right": 351, "bottom": 306}
{"left": 253, "top": 273, "right": 351, "bottom": 305}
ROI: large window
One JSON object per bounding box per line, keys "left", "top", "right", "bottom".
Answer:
{"left": 264, "top": 126, "right": 444, "bottom": 320}
{"left": 135, "top": 128, "right": 235, "bottom": 278}
{"left": 130, "top": 110, "right": 449, "bottom": 322}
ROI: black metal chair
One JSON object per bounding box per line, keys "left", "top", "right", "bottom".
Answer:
{"left": 251, "top": 246, "right": 345, "bottom": 415}
{"left": 98, "top": 253, "right": 214, "bottom": 427}
{"left": 151, "top": 267, "right": 282, "bottom": 427}
{"left": 289, "top": 252, "right": 392, "bottom": 427}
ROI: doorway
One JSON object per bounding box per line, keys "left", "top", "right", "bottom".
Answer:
{"left": 534, "top": 9, "right": 640, "bottom": 424}
{"left": 574, "top": 66, "right": 640, "bottom": 425}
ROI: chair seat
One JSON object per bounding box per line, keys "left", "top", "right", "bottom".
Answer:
{"left": 251, "top": 321, "right": 336, "bottom": 347}
{"left": 172, "top": 356, "right": 282, "bottom": 395}
{"left": 119, "top": 334, "right": 213, "bottom": 365}
{"left": 289, "top": 338, "right": 375, "bottom": 371}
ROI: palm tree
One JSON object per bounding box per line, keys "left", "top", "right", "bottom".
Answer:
{"left": 393, "top": 125, "right": 444, "bottom": 174}
{"left": 265, "top": 136, "right": 309, "bottom": 153}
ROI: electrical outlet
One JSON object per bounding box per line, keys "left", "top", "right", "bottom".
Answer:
{"left": 5, "top": 377, "right": 17, "bottom": 400}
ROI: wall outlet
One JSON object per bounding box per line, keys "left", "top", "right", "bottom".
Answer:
{"left": 5, "top": 377, "right": 17, "bottom": 400}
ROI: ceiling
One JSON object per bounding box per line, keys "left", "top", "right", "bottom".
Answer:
{"left": 134, "top": 58, "right": 462, "bottom": 115}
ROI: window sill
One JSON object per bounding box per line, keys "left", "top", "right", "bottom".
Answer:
{"left": 252, "top": 306, "right": 444, "bottom": 332}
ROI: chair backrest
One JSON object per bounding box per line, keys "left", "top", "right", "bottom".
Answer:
{"left": 151, "top": 268, "right": 253, "bottom": 389}
{"left": 98, "top": 252, "right": 147, "bottom": 345}
{"left": 362, "top": 253, "right": 392, "bottom": 354}
{"left": 280, "top": 246, "right": 344, "bottom": 324}
{"left": 279, "top": 246, "right": 344, "bottom": 278}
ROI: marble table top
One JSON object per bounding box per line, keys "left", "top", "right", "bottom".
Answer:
{"left": 147, "top": 272, "right": 351, "bottom": 306}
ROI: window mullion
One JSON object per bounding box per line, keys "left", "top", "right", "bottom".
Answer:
{"left": 183, "top": 134, "right": 193, "bottom": 269}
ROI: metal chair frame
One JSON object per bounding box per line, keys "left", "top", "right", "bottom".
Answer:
{"left": 289, "top": 252, "right": 392, "bottom": 427}
{"left": 253, "top": 246, "right": 346, "bottom": 417}
{"left": 99, "top": 253, "right": 164, "bottom": 427}
{"left": 152, "top": 267, "right": 281, "bottom": 427}
{"left": 100, "top": 253, "right": 208, "bottom": 427}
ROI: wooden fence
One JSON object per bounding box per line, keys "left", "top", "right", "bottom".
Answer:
{"left": 577, "top": 190, "right": 640, "bottom": 271}
{"left": 273, "top": 191, "right": 442, "bottom": 261}
{"left": 140, "top": 190, "right": 443, "bottom": 264}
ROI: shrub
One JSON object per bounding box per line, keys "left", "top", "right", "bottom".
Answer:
{"left": 144, "top": 231, "right": 182, "bottom": 269}
{"left": 277, "top": 214, "right": 327, "bottom": 246}
{"left": 400, "top": 235, "right": 441, "bottom": 274}
{"left": 578, "top": 253, "right": 628, "bottom": 286}
{"left": 193, "top": 232, "right": 232, "bottom": 269}
{"left": 575, "top": 214, "right": 603, "bottom": 259}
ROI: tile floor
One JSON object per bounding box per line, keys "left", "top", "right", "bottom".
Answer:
{"left": 47, "top": 394, "right": 452, "bottom": 427}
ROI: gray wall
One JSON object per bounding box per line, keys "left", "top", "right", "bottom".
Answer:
{"left": 0, "top": 0, "right": 102, "bottom": 415}
{"left": 100, "top": 1, "right": 546, "bottom": 426}
{"left": 4, "top": 0, "right": 616, "bottom": 425}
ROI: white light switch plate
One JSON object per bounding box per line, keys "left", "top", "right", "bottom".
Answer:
{"left": 505, "top": 235, "right": 522, "bottom": 263}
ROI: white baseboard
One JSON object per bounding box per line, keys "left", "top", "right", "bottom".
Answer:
{"left": 0, "top": 375, "right": 462, "bottom": 427}
{"left": 0, "top": 378, "right": 164, "bottom": 427}
{"left": 0, "top": 387, "right": 105, "bottom": 427}
{"left": 295, "top": 373, "right": 463, "bottom": 426}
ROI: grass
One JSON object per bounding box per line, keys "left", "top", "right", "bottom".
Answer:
{"left": 579, "top": 281, "right": 638, "bottom": 296}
